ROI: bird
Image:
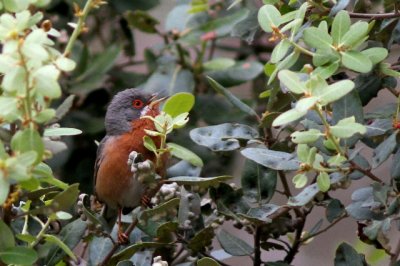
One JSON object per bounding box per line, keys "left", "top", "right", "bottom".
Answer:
{"left": 94, "top": 88, "right": 166, "bottom": 244}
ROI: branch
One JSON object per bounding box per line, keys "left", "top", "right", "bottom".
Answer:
{"left": 348, "top": 12, "right": 400, "bottom": 19}
{"left": 63, "top": 0, "right": 101, "bottom": 56}
{"left": 254, "top": 226, "right": 262, "bottom": 266}
{"left": 349, "top": 161, "right": 384, "bottom": 184}
{"left": 278, "top": 171, "right": 292, "bottom": 198}
{"left": 300, "top": 214, "right": 347, "bottom": 243}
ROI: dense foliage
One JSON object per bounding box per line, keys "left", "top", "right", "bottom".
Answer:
{"left": 1, "top": 0, "right": 400, "bottom": 265}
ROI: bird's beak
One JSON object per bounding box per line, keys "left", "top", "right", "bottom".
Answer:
{"left": 148, "top": 94, "right": 168, "bottom": 108}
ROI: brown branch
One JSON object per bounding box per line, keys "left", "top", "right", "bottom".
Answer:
{"left": 284, "top": 216, "right": 306, "bottom": 263}
{"left": 349, "top": 161, "right": 385, "bottom": 184}
{"left": 300, "top": 214, "right": 347, "bottom": 243}
{"left": 348, "top": 12, "right": 400, "bottom": 19}
{"left": 278, "top": 171, "right": 292, "bottom": 198}
{"left": 254, "top": 226, "right": 262, "bottom": 266}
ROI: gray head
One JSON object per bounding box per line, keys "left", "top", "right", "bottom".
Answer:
{"left": 105, "top": 88, "right": 157, "bottom": 135}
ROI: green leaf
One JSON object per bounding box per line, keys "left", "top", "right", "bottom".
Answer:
{"left": 55, "top": 56, "right": 76, "bottom": 72}
{"left": 125, "top": 10, "right": 159, "bottom": 33}
{"left": 340, "top": 21, "right": 369, "bottom": 48}
{"left": 110, "top": 243, "right": 168, "bottom": 265}
{"left": 288, "top": 183, "right": 319, "bottom": 206}
{"left": 0, "top": 246, "right": 38, "bottom": 265}
{"left": 341, "top": 51, "right": 372, "bottom": 73}
{"left": 303, "top": 27, "right": 333, "bottom": 50}
{"left": 54, "top": 95, "right": 75, "bottom": 122}
{"left": 334, "top": 242, "right": 367, "bottom": 266}
{"left": 44, "top": 235, "right": 77, "bottom": 262}
{"left": 11, "top": 128, "right": 44, "bottom": 164}
{"left": 2, "top": 66, "right": 26, "bottom": 93}
{"left": 140, "top": 198, "right": 180, "bottom": 221}
{"left": 217, "top": 229, "right": 253, "bottom": 256}
{"left": 44, "top": 127, "right": 82, "bottom": 137}
{"left": 278, "top": 70, "right": 307, "bottom": 94}
{"left": 272, "top": 108, "right": 307, "bottom": 127}
{"left": 258, "top": 5, "right": 281, "bottom": 33}
{"left": 0, "top": 173, "right": 9, "bottom": 206}
{"left": 188, "top": 226, "right": 215, "bottom": 253}
{"left": 292, "top": 173, "right": 308, "bottom": 188}
{"left": 0, "top": 220, "right": 14, "bottom": 251}
{"left": 241, "top": 160, "right": 277, "bottom": 203}
{"left": 330, "top": 116, "right": 366, "bottom": 138}
{"left": 317, "top": 79, "right": 355, "bottom": 106}
{"left": 268, "top": 50, "right": 300, "bottom": 84}
{"left": 203, "top": 58, "right": 235, "bottom": 71}
{"left": 167, "top": 142, "right": 203, "bottom": 167}
{"left": 143, "top": 136, "right": 157, "bottom": 153}
{"left": 361, "top": 47, "right": 388, "bottom": 65}
{"left": 241, "top": 148, "right": 300, "bottom": 171}
{"left": 271, "top": 40, "right": 291, "bottom": 64}
{"left": 326, "top": 199, "right": 345, "bottom": 223}
{"left": 197, "top": 257, "right": 221, "bottom": 266}
{"left": 168, "top": 176, "right": 232, "bottom": 188}
{"left": 31, "top": 183, "right": 80, "bottom": 215}
{"left": 0, "top": 97, "right": 19, "bottom": 122}
{"left": 317, "top": 172, "right": 330, "bottom": 192}
{"left": 190, "top": 123, "right": 259, "bottom": 152}
{"left": 163, "top": 92, "right": 195, "bottom": 117}
{"left": 291, "top": 129, "right": 322, "bottom": 144}
{"left": 207, "top": 76, "right": 257, "bottom": 117}
{"left": 313, "top": 62, "right": 339, "bottom": 79}
{"left": 331, "top": 10, "right": 350, "bottom": 45}
{"left": 372, "top": 131, "right": 398, "bottom": 168}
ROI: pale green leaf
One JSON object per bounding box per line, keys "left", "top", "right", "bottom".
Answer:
{"left": 331, "top": 10, "right": 350, "bottom": 45}
{"left": 44, "top": 127, "right": 82, "bottom": 137}
{"left": 291, "top": 129, "right": 322, "bottom": 144}
{"left": 163, "top": 92, "right": 195, "bottom": 117}
{"left": 317, "top": 172, "right": 330, "bottom": 192}
{"left": 303, "top": 27, "right": 333, "bottom": 50}
{"left": 293, "top": 173, "right": 308, "bottom": 188}
{"left": 278, "top": 70, "right": 307, "bottom": 94}
{"left": 167, "top": 142, "right": 203, "bottom": 167}
{"left": 258, "top": 5, "right": 281, "bottom": 33}
{"left": 340, "top": 21, "right": 368, "bottom": 48}
{"left": 271, "top": 39, "right": 291, "bottom": 63}
{"left": 361, "top": 47, "right": 388, "bottom": 65}
{"left": 330, "top": 116, "right": 366, "bottom": 138}
{"left": 341, "top": 51, "right": 372, "bottom": 73}
{"left": 317, "top": 80, "right": 355, "bottom": 105}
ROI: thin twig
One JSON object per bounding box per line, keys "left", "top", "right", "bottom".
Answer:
{"left": 300, "top": 214, "right": 347, "bottom": 243}
{"left": 349, "top": 12, "right": 400, "bottom": 19}
{"left": 349, "top": 161, "right": 384, "bottom": 184}
{"left": 278, "top": 171, "right": 292, "bottom": 198}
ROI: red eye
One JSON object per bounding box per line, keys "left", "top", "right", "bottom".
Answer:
{"left": 132, "top": 99, "right": 144, "bottom": 109}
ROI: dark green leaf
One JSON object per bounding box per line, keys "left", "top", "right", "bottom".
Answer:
{"left": 168, "top": 176, "right": 232, "bottom": 188}
{"left": 197, "top": 257, "right": 221, "bottom": 266}
{"left": 346, "top": 187, "right": 384, "bottom": 220}
{"left": 391, "top": 148, "right": 400, "bottom": 180}
{"left": 207, "top": 76, "right": 257, "bottom": 117}
{"left": 372, "top": 131, "right": 398, "bottom": 168}
{"left": 239, "top": 204, "right": 280, "bottom": 223}
{"left": 45, "top": 219, "right": 87, "bottom": 265}
{"left": 190, "top": 123, "right": 259, "bottom": 152}
{"left": 231, "top": 10, "right": 259, "bottom": 43}
{"left": 0, "top": 246, "right": 38, "bottom": 265}
{"left": 241, "top": 148, "right": 300, "bottom": 171}
{"left": 334, "top": 242, "right": 367, "bottom": 266}
{"left": 0, "top": 220, "right": 14, "bottom": 251}
{"left": 140, "top": 198, "right": 180, "bottom": 221}
{"left": 326, "top": 199, "right": 345, "bottom": 223}
{"left": 217, "top": 229, "right": 253, "bottom": 256}
{"left": 241, "top": 160, "right": 277, "bottom": 203}
{"left": 207, "top": 61, "right": 263, "bottom": 87}
{"left": 110, "top": 243, "right": 168, "bottom": 266}
{"left": 355, "top": 73, "right": 383, "bottom": 106}
{"left": 125, "top": 10, "right": 159, "bottom": 33}
{"left": 188, "top": 226, "right": 215, "bottom": 253}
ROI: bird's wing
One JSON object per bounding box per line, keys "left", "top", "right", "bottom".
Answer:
{"left": 93, "top": 136, "right": 109, "bottom": 195}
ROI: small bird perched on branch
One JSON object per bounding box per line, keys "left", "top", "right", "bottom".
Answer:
{"left": 94, "top": 88, "right": 166, "bottom": 243}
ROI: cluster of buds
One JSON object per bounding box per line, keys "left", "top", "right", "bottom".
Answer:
{"left": 151, "top": 182, "right": 180, "bottom": 205}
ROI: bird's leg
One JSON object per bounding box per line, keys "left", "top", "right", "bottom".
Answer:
{"left": 141, "top": 195, "right": 152, "bottom": 208}
{"left": 117, "top": 207, "right": 129, "bottom": 245}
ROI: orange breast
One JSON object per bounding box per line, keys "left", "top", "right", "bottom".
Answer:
{"left": 95, "top": 113, "right": 161, "bottom": 208}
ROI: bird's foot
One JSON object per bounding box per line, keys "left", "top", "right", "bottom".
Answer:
{"left": 141, "top": 195, "right": 153, "bottom": 208}
{"left": 117, "top": 231, "right": 129, "bottom": 245}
